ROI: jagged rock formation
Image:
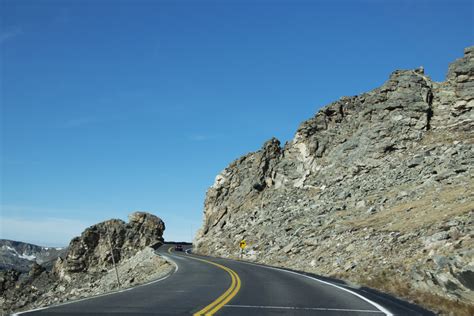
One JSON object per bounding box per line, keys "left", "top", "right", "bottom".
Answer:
{"left": 0, "top": 240, "right": 66, "bottom": 272}
{"left": 54, "top": 211, "right": 165, "bottom": 277}
{"left": 1, "top": 212, "right": 172, "bottom": 315}
{"left": 195, "top": 47, "right": 474, "bottom": 315}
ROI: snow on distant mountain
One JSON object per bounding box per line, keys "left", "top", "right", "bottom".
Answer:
{"left": 0, "top": 239, "right": 66, "bottom": 272}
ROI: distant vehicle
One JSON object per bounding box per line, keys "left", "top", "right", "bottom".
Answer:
{"left": 175, "top": 244, "right": 183, "bottom": 251}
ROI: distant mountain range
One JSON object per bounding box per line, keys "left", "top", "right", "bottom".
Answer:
{"left": 0, "top": 239, "right": 67, "bottom": 272}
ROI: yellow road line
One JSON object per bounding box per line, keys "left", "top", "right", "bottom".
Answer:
{"left": 188, "top": 256, "right": 241, "bottom": 316}
{"left": 166, "top": 246, "right": 241, "bottom": 315}
{"left": 205, "top": 268, "right": 241, "bottom": 315}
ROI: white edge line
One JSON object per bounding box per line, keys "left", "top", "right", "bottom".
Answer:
{"left": 13, "top": 251, "right": 179, "bottom": 316}
{"left": 225, "top": 304, "right": 385, "bottom": 313}
{"left": 161, "top": 254, "right": 179, "bottom": 273}
{"left": 228, "top": 260, "right": 394, "bottom": 316}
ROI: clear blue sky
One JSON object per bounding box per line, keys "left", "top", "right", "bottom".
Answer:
{"left": 1, "top": 0, "right": 472, "bottom": 246}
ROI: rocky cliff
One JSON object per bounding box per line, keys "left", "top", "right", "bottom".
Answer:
{"left": 1, "top": 212, "right": 172, "bottom": 315}
{"left": 195, "top": 47, "right": 474, "bottom": 315}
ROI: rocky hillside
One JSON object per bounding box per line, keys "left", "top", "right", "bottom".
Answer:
{"left": 1, "top": 212, "right": 172, "bottom": 315}
{"left": 0, "top": 240, "right": 66, "bottom": 272}
{"left": 194, "top": 46, "right": 474, "bottom": 315}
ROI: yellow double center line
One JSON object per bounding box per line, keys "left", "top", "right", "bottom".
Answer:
{"left": 191, "top": 256, "right": 241, "bottom": 315}
{"left": 167, "top": 247, "right": 241, "bottom": 315}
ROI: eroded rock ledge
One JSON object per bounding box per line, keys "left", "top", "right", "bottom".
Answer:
{"left": 1, "top": 212, "right": 172, "bottom": 315}
{"left": 195, "top": 47, "right": 474, "bottom": 315}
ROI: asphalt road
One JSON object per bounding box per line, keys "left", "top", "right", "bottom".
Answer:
{"left": 15, "top": 245, "right": 434, "bottom": 315}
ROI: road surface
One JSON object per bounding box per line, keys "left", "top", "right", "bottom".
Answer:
{"left": 15, "top": 244, "right": 433, "bottom": 315}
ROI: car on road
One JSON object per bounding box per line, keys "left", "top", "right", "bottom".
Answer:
{"left": 175, "top": 244, "right": 183, "bottom": 251}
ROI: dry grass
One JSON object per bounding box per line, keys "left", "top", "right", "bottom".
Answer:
{"left": 354, "top": 272, "right": 474, "bottom": 316}
{"left": 332, "top": 179, "right": 474, "bottom": 314}
{"left": 417, "top": 129, "right": 474, "bottom": 147}
{"left": 345, "top": 180, "right": 474, "bottom": 233}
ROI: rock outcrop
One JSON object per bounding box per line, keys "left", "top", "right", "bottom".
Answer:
{"left": 195, "top": 47, "right": 474, "bottom": 315}
{"left": 54, "top": 211, "right": 165, "bottom": 277}
{"left": 1, "top": 212, "right": 171, "bottom": 315}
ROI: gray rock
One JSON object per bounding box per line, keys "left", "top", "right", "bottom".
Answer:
{"left": 194, "top": 46, "right": 474, "bottom": 313}
{"left": 455, "top": 268, "right": 474, "bottom": 291}
{"left": 1, "top": 212, "right": 169, "bottom": 315}
{"left": 428, "top": 231, "right": 450, "bottom": 242}
{"left": 433, "top": 255, "right": 449, "bottom": 270}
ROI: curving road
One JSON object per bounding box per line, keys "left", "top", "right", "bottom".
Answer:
{"left": 15, "top": 245, "right": 433, "bottom": 315}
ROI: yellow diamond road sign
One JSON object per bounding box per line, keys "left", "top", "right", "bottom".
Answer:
{"left": 239, "top": 240, "right": 246, "bottom": 249}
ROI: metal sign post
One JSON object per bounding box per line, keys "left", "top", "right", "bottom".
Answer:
{"left": 106, "top": 224, "right": 121, "bottom": 289}
{"left": 239, "top": 240, "right": 246, "bottom": 259}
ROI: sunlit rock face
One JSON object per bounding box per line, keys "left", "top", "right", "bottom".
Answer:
{"left": 55, "top": 211, "right": 165, "bottom": 275}
{"left": 1, "top": 212, "right": 169, "bottom": 315}
{"left": 195, "top": 47, "right": 474, "bottom": 313}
